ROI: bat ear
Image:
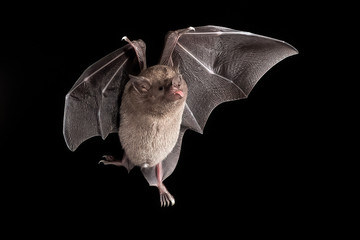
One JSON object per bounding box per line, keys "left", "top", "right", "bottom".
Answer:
{"left": 173, "top": 63, "right": 181, "bottom": 75}
{"left": 130, "top": 74, "right": 151, "bottom": 93}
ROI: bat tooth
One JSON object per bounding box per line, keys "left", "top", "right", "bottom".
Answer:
{"left": 188, "top": 26, "right": 195, "bottom": 31}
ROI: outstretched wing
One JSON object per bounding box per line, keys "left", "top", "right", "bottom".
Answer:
{"left": 147, "top": 25, "right": 298, "bottom": 184}
{"left": 63, "top": 41, "right": 145, "bottom": 151}
{"left": 173, "top": 25, "right": 298, "bottom": 133}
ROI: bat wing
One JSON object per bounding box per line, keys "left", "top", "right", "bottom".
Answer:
{"left": 149, "top": 25, "right": 298, "bottom": 183}
{"left": 173, "top": 25, "right": 298, "bottom": 133}
{"left": 63, "top": 41, "right": 145, "bottom": 151}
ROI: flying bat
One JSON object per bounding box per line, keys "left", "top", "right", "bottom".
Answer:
{"left": 63, "top": 25, "right": 298, "bottom": 206}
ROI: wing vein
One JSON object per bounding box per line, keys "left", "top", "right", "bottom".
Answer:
{"left": 98, "top": 57, "right": 129, "bottom": 138}
{"left": 176, "top": 43, "right": 247, "bottom": 97}
{"left": 69, "top": 51, "right": 126, "bottom": 95}
{"left": 102, "top": 58, "right": 129, "bottom": 94}
{"left": 185, "top": 31, "right": 254, "bottom": 36}
{"left": 185, "top": 103, "right": 201, "bottom": 132}
{"left": 184, "top": 31, "right": 296, "bottom": 51}
{"left": 85, "top": 51, "right": 126, "bottom": 81}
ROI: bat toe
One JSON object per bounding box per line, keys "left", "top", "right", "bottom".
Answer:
{"left": 160, "top": 192, "right": 175, "bottom": 207}
{"left": 98, "top": 155, "right": 134, "bottom": 173}
{"left": 100, "top": 155, "right": 115, "bottom": 162}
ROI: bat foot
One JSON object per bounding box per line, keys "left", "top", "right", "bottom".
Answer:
{"left": 99, "top": 155, "right": 133, "bottom": 172}
{"left": 158, "top": 183, "right": 175, "bottom": 207}
{"left": 99, "top": 155, "right": 118, "bottom": 165}
{"left": 155, "top": 163, "right": 175, "bottom": 207}
{"left": 160, "top": 191, "right": 175, "bottom": 207}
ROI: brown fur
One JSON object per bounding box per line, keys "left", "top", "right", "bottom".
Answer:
{"left": 119, "top": 65, "right": 188, "bottom": 167}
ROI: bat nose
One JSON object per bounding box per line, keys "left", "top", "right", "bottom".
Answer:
{"left": 172, "top": 78, "right": 182, "bottom": 88}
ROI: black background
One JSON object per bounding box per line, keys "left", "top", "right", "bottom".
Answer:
{"left": 0, "top": 1, "right": 353, "bottom": 237}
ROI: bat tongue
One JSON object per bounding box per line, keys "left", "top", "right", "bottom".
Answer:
{"left": 174, "top": 90, "right": 184, "bottom": 98}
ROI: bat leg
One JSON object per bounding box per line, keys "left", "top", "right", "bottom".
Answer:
{"left": 156, "top": 162, "right": 175, "bottom": 207}
{"left": 99, "top": 153, "right": 134, "bottom": 173}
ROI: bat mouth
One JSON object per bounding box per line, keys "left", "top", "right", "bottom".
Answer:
{"left": 174, "top": 90, "right": 184, "bottom": 98}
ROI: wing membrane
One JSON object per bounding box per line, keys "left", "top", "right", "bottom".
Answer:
{"left": 63, "top": 43, "right": 142, "bottom": 151}
{"left": 173, "top": 25, "right": 298, "bottom": 133}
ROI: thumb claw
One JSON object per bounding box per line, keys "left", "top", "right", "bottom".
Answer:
{"left": 122, "top": 36, "right": 132, "bottom": 44}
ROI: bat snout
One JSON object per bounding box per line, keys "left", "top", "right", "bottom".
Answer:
{"left": 172, "top": 79, "right": 181, "bottom": 88}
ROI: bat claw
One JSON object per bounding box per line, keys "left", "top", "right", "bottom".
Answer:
{"left": 99, "top": 154, "right": 134, "bottom": 173}
{"left": 160, "top": 192, "right": 175, "bottom": 207}
{"left": 101, "top": 155, "right": 115, "bottom": 161}
{"left": 122, "top": 36, "right": 131, "bottom": 43}
{"left": 99, "top": 155, "right": 120, "bottom": 166}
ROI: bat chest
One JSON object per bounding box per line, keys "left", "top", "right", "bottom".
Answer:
{"left": 119, "top": 112, "right": 181, "bottom": 167}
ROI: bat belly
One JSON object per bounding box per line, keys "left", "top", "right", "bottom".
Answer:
{"left": 119, "top": 115, "right": 180, "bottom": 168}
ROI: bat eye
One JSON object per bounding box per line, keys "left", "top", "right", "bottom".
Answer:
{"left": 158, "top": 86, "right": 164, "bottom": 91}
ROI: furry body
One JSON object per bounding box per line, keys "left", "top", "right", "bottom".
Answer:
{"left": 119, "top": 100, "right": 185, "bottom": 167}
{"left": 119, "top": 65, "right": 187, "bottom": 167}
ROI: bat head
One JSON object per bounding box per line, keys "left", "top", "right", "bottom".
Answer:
{"left": 128, "top": 65, "right": 188, "bottom": 114}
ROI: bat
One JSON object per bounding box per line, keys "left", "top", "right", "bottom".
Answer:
{"left": 63, "top": 25, "right": 298, "bottom": 206}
